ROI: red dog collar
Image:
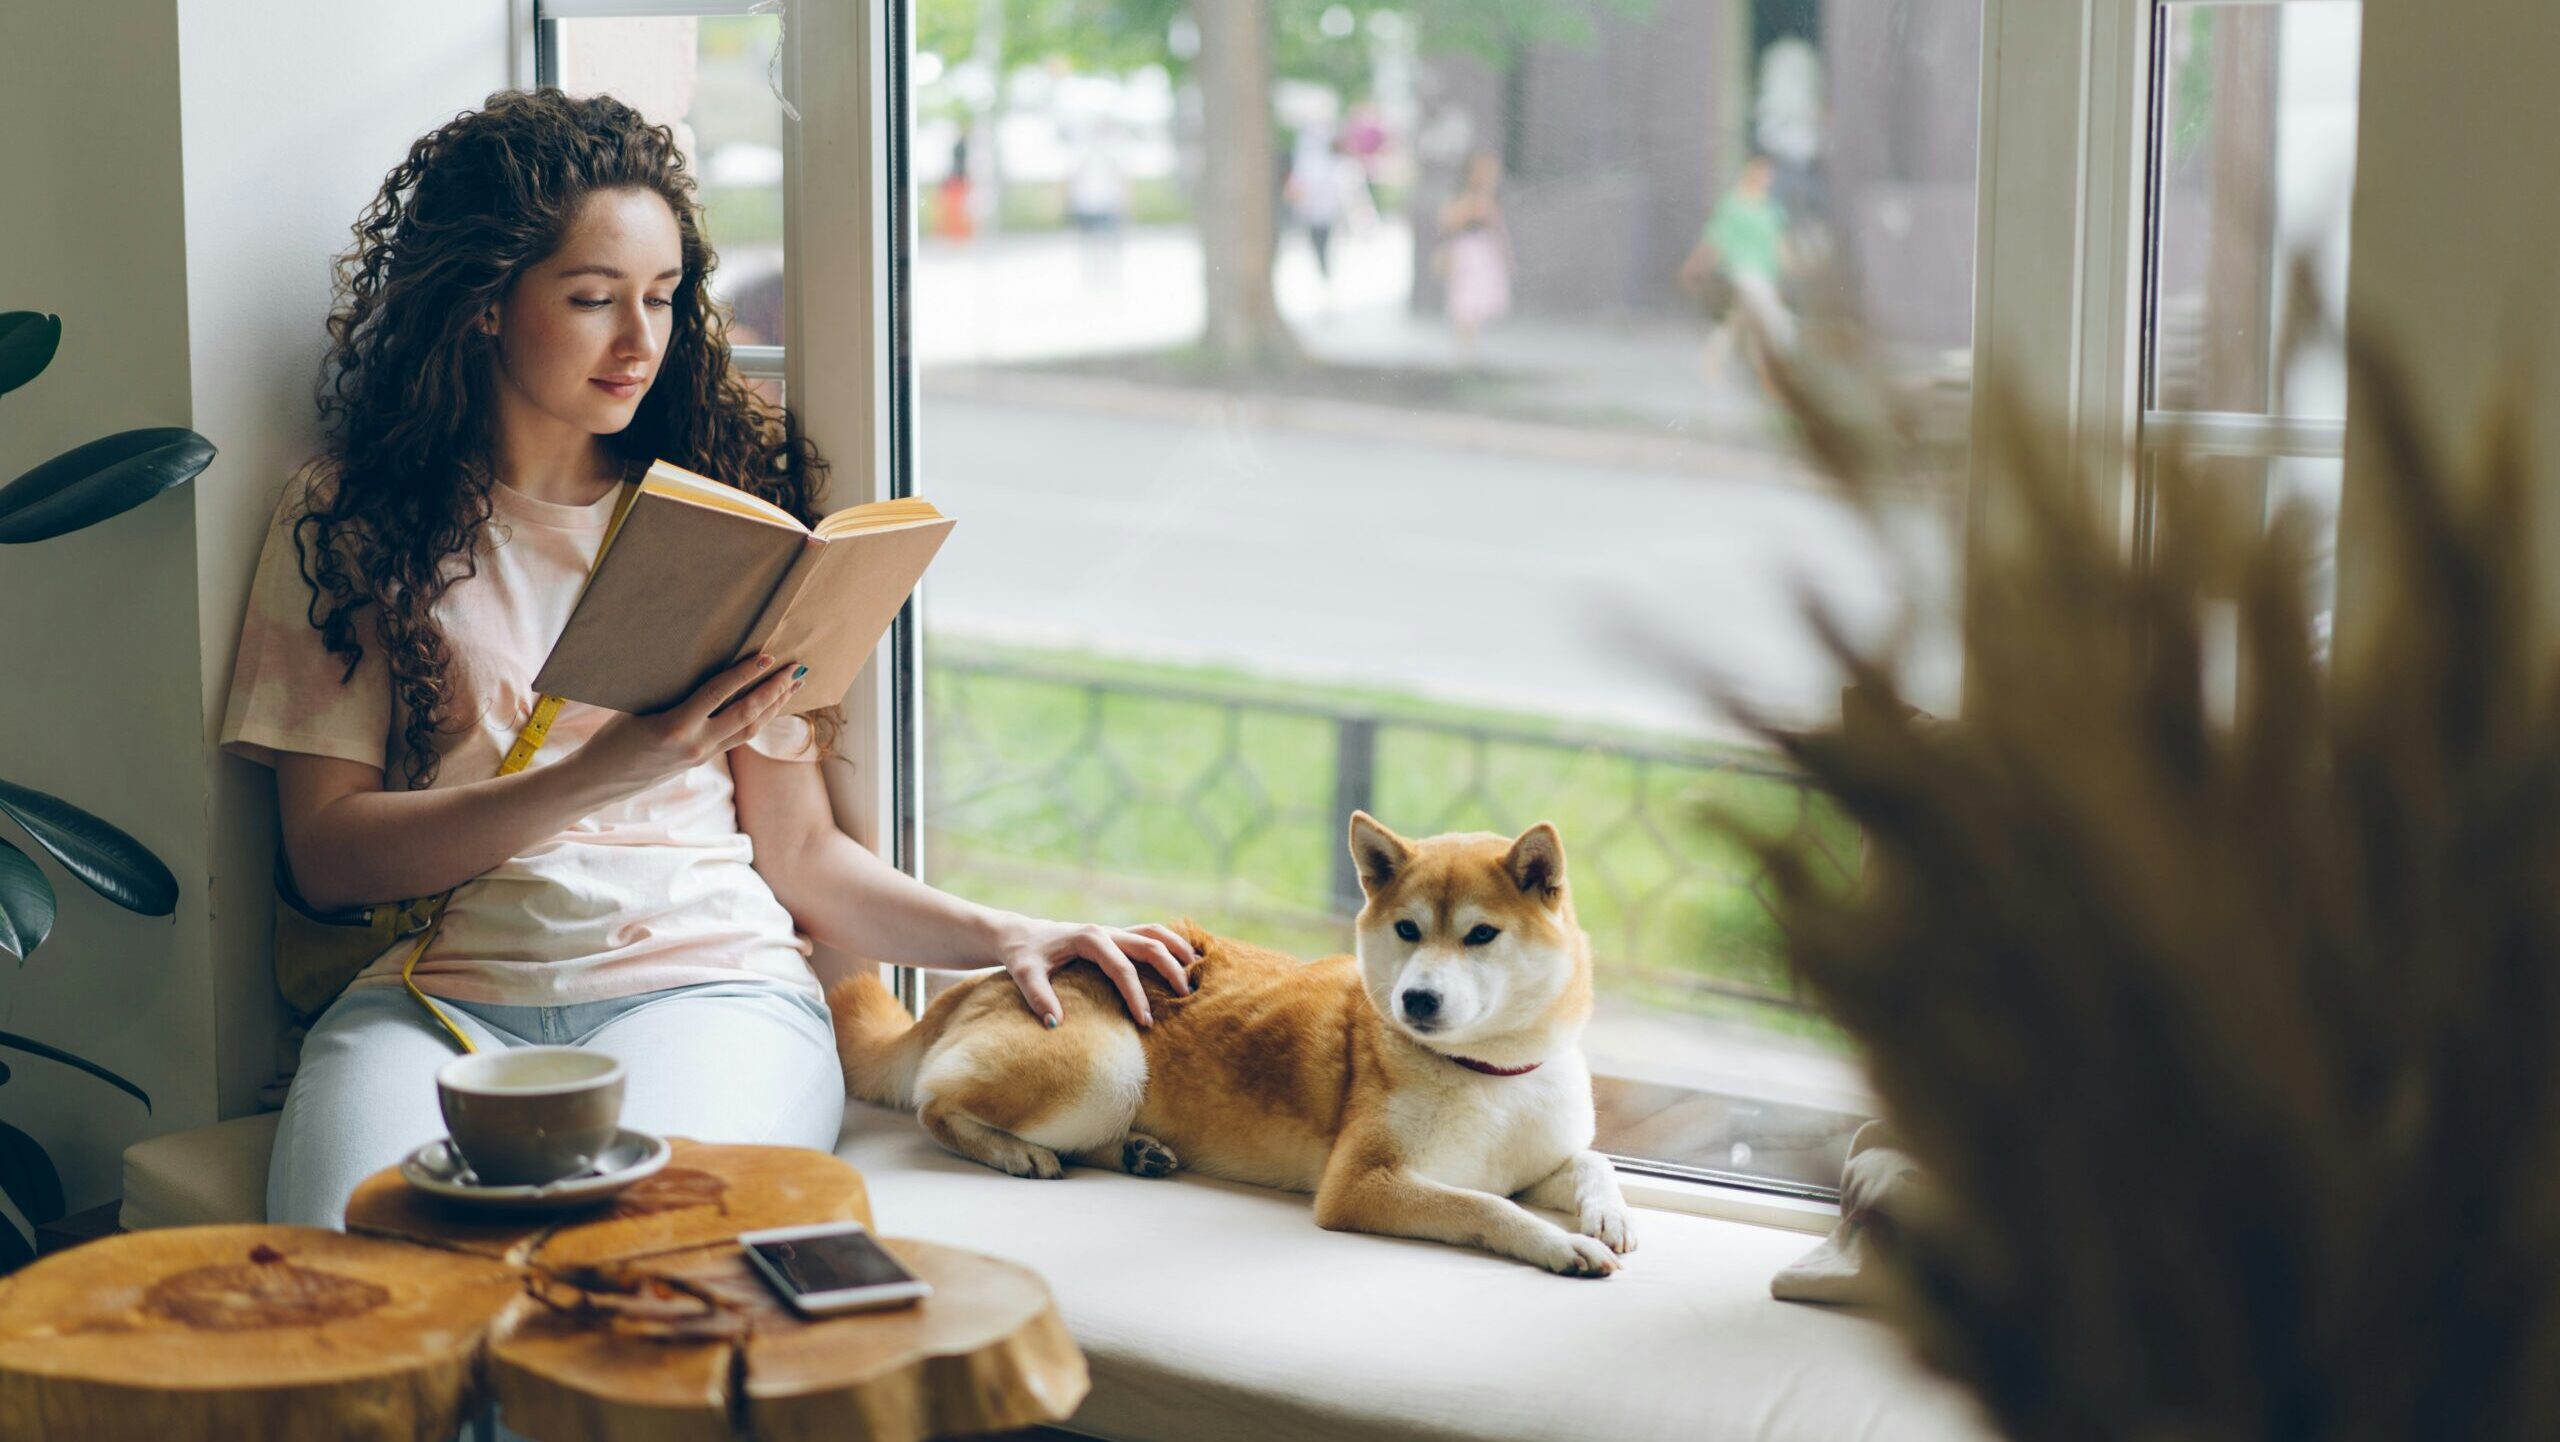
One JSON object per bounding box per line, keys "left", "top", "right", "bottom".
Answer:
{"left": 1451, "top": 1055, "right": 1542, "bottom": 1077}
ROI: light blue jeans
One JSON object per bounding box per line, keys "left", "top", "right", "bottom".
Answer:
{"left": 266, "top": 979, "right": 847, "bottom": 1229}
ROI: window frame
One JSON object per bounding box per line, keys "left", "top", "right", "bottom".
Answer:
{"left": 526, "top": 0, "right": 2392, "bottom": 1224}
{"left": 2130, "top": 0, "right": 2358, "bottom": 574}
{"left": 1974, "top": 0, "right": 2362, "bottom": 554}
{"left": 536, "top": 0, "right": 918, "bottom": 1020}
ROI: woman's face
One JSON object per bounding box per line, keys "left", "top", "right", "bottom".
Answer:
{"left": 483, "top": 186, "right": 685, "bottom": 438}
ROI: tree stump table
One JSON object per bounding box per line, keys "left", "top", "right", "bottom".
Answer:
{"left": 0, "top": 1140, "right": 1087, "bottom": 1442}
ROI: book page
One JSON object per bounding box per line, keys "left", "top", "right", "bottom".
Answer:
{"left": 813, "top": 497, "right": 945, "bottom": 539}
{"left": 643, "top": 458, "right": 807, "bottom": 531}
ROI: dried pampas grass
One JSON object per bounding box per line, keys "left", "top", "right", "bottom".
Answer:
{"left": 1730, "top": 336, "right": 2560, "bottom": 1441}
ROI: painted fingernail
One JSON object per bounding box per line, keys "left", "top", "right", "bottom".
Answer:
{"left": 1044, "top": 1013, "right": 1059, "bottom": 1029}
{"left": 791, "top": 664, "right": 808, "bottom": 680}
{"left": 756, "top": 654, "right": 774, "bottom": 669}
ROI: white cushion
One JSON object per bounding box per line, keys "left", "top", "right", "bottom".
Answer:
{"left": 119, "top": 1110, "right": 278, "bottom": 1232}
{"left": 833, "top": 1103, "right": 1991, "bottom": 1442}
{"left": 117, "top": 1104, "right": 1992, "bottom": 1442}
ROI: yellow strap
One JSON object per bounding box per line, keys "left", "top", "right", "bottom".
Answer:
{"left": 404, "top": 477, "right": 647, "bottom": 1053}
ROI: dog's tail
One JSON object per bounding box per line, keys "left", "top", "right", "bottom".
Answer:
{"left": 824, "top": 968, "right": 929, "bottom": 1109}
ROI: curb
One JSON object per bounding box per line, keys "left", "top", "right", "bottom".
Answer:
{"left": 920, "top": 365, "right": 1849, "bottom": 491}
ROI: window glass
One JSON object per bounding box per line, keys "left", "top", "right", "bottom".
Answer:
{"left": 2147, "top": 2, "right": 2363, "bottom": 419}
{"left": 2144, "top": 2, "right": 2362, "bottom": 651}
{"left": 911, "top": 0, "right": 1987, "bottom": 1191}
{"left": 551, "top": 13, "right": 790, "bottom": 348}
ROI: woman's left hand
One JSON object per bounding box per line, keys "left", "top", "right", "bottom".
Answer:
{"left": 994, "top": 917, "right": 1198, "bottom": 1030}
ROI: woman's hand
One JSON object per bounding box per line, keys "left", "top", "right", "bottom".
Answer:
{"left": 574, "top": 653, "right": 802, "bottom": 799}
{"left": 994, "top": 916, "right": 1199, "bottom": 1030}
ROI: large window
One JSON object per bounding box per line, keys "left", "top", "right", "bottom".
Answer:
{"left": 539, "top": 0, "right": 2369, "bottom": 1206}
{"left": 907, "top": 0, "right": 1982, "bottom": 1197}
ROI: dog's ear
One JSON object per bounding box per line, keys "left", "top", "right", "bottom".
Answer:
{"left": 1505, "top": 822, "right": 1565, "bottom": 903}
{"left": 1348, "top": 811, "right": 1410, "bottom": 897}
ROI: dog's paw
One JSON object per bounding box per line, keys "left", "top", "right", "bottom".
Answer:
{"left": 1581, "top": 1202, "right": 1637, "bottom": 1254}
{"left": 990, "top": 1139, "right": 1066, "bottom": 1180}
{"left": 1525, "top": 1228, "right": 1620, "bottom": 1278}
{"left": 1120, "top": 1133, "right": 1180, "bottom": 1178}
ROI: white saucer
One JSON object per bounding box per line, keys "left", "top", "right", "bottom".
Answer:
{"left": 398, "top": 1127, "right": 671, "bottom": 1212}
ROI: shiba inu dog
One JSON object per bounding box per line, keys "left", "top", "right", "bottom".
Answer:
{"left": 827, "top": 812, "right": 1636, "bottom": 1276}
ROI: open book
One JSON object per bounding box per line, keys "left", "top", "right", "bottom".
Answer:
{"left": 532, "top": 459, "right": 954, "bottom": 716}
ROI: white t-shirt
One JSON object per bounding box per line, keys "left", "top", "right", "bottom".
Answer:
{"left": 218, "top": 471, "right": 824, "bottom": 1006}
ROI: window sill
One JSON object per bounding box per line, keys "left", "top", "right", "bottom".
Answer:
{"left": 1616, "top": 1168, "right": 1842, "bottom": 1236}
{"left": 834, "top": 1103, "right": 1984, "bottom": 1442}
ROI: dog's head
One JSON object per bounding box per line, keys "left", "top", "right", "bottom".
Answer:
{"left": 1347, "top": 812, "right": 1593, "bottom": 1064}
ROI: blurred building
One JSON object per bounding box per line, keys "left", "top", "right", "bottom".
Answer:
{"left": 1408, "top": 0, "right": 1983, "bottom": 354}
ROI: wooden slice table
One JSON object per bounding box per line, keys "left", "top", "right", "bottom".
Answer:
{"left": 0, "top": 1140, "right": 1087, "bottom": 1442}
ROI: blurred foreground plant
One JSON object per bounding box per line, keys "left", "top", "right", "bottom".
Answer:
{"left": 1726, "top": 332, "right": 2560, "bottom": 1440}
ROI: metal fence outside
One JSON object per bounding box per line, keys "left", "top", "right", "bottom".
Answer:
{"left": 921, "top": 649, "right": 1855, "bottom": 1026}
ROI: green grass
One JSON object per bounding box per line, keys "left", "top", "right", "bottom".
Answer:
{"left": 922, "top": 636, "right": 1855, "bottom": 1050}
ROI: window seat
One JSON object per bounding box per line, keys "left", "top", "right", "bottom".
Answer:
{"left": 120, "top": 1106, "right": 1991, "bottom": 1442}
{"left": 838, "top": 1105, "right": 1991, "bottom": 1442}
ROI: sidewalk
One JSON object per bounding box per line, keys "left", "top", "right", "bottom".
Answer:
{"left": 910, "top": 222, "right": 1826, "bottom": 456}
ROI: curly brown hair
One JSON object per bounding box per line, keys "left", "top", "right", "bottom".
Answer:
{"left": 293, "top": 86, "right": 840, "bottom": 790}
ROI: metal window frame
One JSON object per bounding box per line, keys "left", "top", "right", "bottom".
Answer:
{"left": 1979, "top": 0, "right": 2361, "bottom": 524}
{"left": 2140, "top": 411, "right": 2345, "bottom": 459}
{"left": 533, "top": 1, "right": 920, "bottom": 1019}
{"left": 2129, "top": 0, "right": 2361, "bottom": 568}
{"left": 1968, "top": 0, "right": 2157, "bottom": 551}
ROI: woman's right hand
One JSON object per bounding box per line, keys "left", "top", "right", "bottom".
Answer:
{"left": 574, "top": 653, "right": 803, "bottom": 797}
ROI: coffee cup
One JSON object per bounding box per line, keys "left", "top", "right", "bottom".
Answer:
{"left": 435, "top": 1046, "right": 626, "bottom": 1186}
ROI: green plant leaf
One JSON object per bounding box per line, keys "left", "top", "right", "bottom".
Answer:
{"left": 0, "top": 312, "right": 61, "bottom": 398}
{"left": 0, "top": 838, "right": 55, "bottom": 958}
{"left": 0, "top": 779, "right": 177, "bottom": 916}
{"left": 0, "top": 1032, "right": 149, "bottom": 1113}
{"left": 0, "top": 427, "right": 213, "bottom": 544}
{"left": 0, "top": 1122, "right": 65, "bottom": 1228}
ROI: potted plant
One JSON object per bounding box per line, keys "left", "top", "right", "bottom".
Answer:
{"left": 0, "top": 308, "right": 211, "bottom": 1269}
{"left": 1728, "top": 341, "right": 2560, "bottom": 1437}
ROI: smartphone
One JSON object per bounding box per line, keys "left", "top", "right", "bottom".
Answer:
{"left": 738, "top": 1222, "right": 932, "bottom": 1316}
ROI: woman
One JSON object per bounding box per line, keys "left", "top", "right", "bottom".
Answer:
{"left": 1436, "top": 148, "right": 1514, "bottom": 360}
{"left": 1678, "top": 151, "right": 1797, "bottom": 393}
{"left": 221, "top": 89, "right": 1192, "bottom": 1229}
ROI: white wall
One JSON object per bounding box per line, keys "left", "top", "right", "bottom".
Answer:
{"left": 0, "top": 0, "right": 515, "bottom": 1223}
{"left": 177, "top": 0, "right": 517, "bottom": 1140}
{"left": 2336, "top": 0, "right": 2560, "bottom": 670}
{"left": 0, "top": 0, "right": 209, "bottom": 1228}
